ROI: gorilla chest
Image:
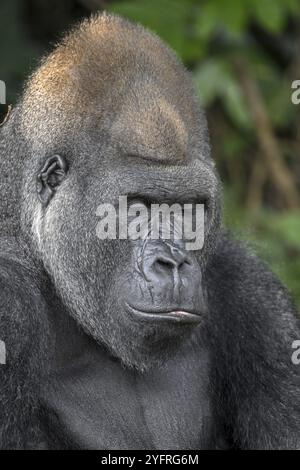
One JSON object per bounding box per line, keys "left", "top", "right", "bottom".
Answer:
{"left": 43, "top": 349, "right": 214, "bottom": 449}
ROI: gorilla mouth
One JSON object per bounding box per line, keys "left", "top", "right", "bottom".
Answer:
{"left": 126, "top": 304, "right": 201, "bottom": 324}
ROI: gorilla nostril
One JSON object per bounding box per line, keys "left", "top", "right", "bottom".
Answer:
{"left": 154, "top": 257, "right": 176, "bottom": 272}
{"left": 153, "top": 254, "right": 191, "bottom": 275}
{"left": 178, "top": 258, "right": 191, "bottom": 270}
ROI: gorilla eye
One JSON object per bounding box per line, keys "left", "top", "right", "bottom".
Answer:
{"left": 36, "top": 154, "right": 68, "bottom": 206}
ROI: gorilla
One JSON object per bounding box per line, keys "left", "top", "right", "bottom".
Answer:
{"left": 0, "top": 13, "right": 299, "bottom": 450}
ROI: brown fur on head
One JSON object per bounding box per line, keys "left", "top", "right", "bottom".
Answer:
{"left": 20, "top": 13, "right": 209, "bottom": 162}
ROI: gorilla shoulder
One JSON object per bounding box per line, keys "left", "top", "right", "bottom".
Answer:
{"left": 0, "top": 239, "right": 50, "bottom": 449}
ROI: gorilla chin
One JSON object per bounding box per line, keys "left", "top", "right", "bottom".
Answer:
{"left": 70, "top": 268, "right": 207, "bottom": 373}
{"left": 111, "top": 304, "right": 202, "bottom": 373}
{"left": 122, "top": 307, "right": 203, "bottom": 372}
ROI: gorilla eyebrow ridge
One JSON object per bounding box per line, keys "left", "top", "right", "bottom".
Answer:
{"left": 111, "top": 91, "right": 189, "bottom": 163}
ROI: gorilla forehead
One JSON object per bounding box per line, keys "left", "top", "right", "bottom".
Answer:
{"left": 110, "top": 80, "right": 189, "bottom": 163}
{"left": 25, "top": 13, "right": 195, "bottom": 107}
{"left": 20, "top": 13, "right": 208, "bottom": 160}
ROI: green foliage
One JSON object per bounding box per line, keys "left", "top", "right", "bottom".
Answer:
{"left": 109, "top": 0, "right": 204, "bottom": 62}
{"left": 194, "top": 59, "right": 252, "bottom": 129}
{"left": 224, "top": 189, "right": 300, "bottom": 307}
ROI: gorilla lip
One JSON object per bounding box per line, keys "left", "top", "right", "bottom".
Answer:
{"left": 126, "top": 304, "right": 201, "bottom": 324}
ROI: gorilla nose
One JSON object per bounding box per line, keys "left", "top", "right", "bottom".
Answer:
{"left": 141, "top": 241, "right": 193, "bottom": 298}
{"left": 152, "top": 251, "right": 190, "bottom": 276}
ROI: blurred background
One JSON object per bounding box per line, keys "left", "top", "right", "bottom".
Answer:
{"left": 0, "top": 0, "right": 299, "bottom": 307}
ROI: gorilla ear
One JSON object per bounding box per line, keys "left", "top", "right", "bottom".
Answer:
{"left": 36, "top": 155, "right": 68, "bottom": 206}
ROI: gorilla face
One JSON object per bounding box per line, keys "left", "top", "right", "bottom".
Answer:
{"left": 21, "top": 15, "right": 221, "bottom": 371}
{"left": 30, "top": 141, "right": 220, "bottom": 371}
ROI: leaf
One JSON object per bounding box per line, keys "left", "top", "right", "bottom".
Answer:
{"left": 250, "top": 0, "right": 286, "bottom": 33}
{"left": 194, "top": 59, "right": 251, "bottom": 128}
{"left": 223, "top": 79, "right": 251, "bottom": 129}
{"left": 195, "top": 0, "right": 248, "bottom": 37}
{"left": 108, "top": 0, "right": 201, "bottom": 61}
{"left": 267, "top": 212, "right": 300, "bottom": 248}
{"left": 194, "top": 60, "right": 226, "bottom": 104}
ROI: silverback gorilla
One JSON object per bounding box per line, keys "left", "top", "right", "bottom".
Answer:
{"left": 0, "top": 13, "right": 300, "bottom": 450}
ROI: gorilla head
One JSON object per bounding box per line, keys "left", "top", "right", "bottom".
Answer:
{"left": 18, "top": 14, "right": 221, "bottom": 371}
